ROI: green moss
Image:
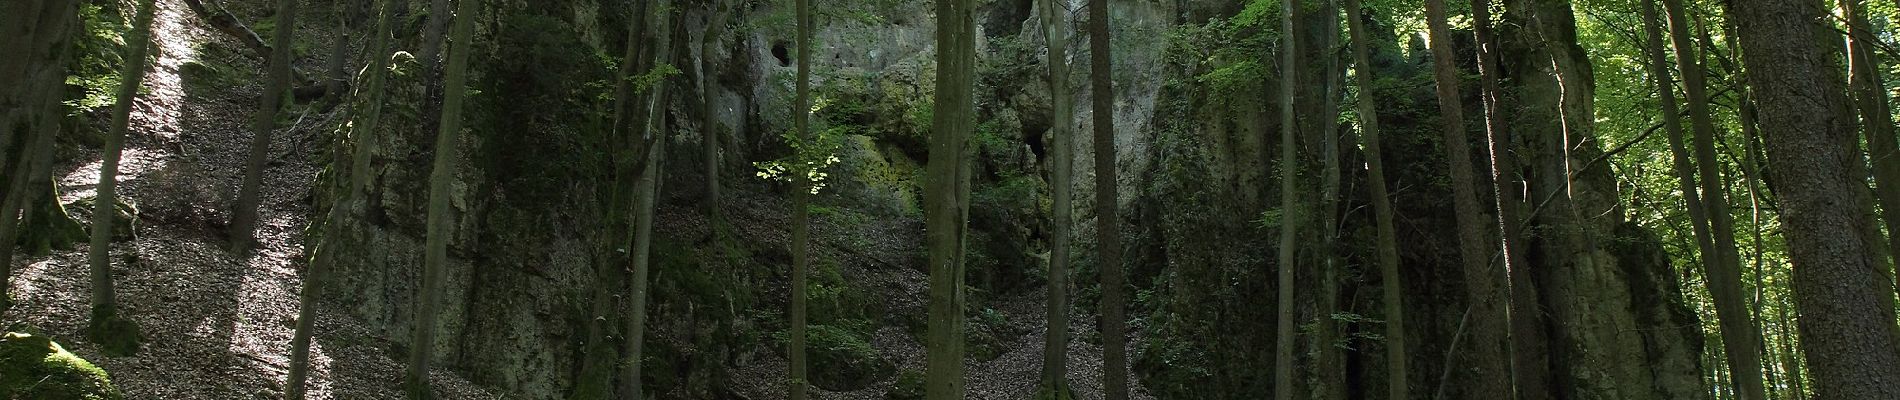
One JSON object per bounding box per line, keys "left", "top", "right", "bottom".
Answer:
{"left": 885, "top": 369, "right": 924, "bottom": 400}
{"left": 801, "top": 324, "right": 891, "bottom": 391}
{"left": 83, "top": 308, "right": 141, "bottom": 357}
{"left": 0, "top": 332, "right": 124, "bottom": 400}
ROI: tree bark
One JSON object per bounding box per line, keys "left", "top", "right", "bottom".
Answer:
{"left": 1424, "top": 0, "right": 1511, "bottom": 396}
{"left": 1343, "top": 1, "right": 1406, "bottom": 398}
{"left": 230, "top": 0, "right": 300, "bottom": 252}
{"left": 1470, "top": 0, "right": 1546, "bottom": 397}
{"left": 288, "top": 0, "right": 402, "bottom": 396}
{"left": 1842, "top": 0, "right": 1900, "bottom": 307}
{"left": 85, "top": 0, "right": 158, "bottom": 357}
{"left": 0, "top": 0, "right": 78, "bottom": 311}
{"left": 1273, "top": 0, "right": 1300, "bottom": 397}
{"left": 789, "top": 0, "right": 812, "bottom": 396}
{"left": 622, "top": 3, "right": 675, "bottom": 399}
{"left": 1038, "top": 0, "right": 1075, "bottom": 395}
{"left": 406, "top": 0, "right": 478, "bottom": 395}
{"left": 1087, "top": 0, "right": 1126, "bottom": 397}
{"left": 925, "top": 0, "right": 976, "bottom": 397}
{"left": 1656, "top": 1, "right": 1770, "bottom": 398}
{"left": 1730, "top": 0, "right": 1900, "bottom": 397}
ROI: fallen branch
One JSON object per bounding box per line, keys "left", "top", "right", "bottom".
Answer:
{"left": 181, "top": 0, "right": 329, "bottom": 100}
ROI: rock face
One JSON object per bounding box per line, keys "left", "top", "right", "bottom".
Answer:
{"left": 0, "top": 332, "right": 124, "bottom": 400}
{"left": 312, "top": 0, "right": 1707, "bottom": 398}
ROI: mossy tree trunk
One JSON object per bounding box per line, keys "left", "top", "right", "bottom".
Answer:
{"left": 84, "top": 0, "right": 158, "bottom": 358}
{"left": 406, "top": 0, "right": 478, "bottom": 395}
{"left": 622, "top": 2, "right": 674, "bottom": 399}
{"left": 0, "top": 0, "right": 80, "bottom": 312}
{"left": 288, "top": 0, "right": 403, "bottom": 396}
{"left": 926, "top": 0, "right": 976, "bottom": 396}
{"left": 1037, "top": 0, "right": 1075, "bottom": 396}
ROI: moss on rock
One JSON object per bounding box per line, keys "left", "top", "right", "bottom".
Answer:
{"left": 0, "top": 332, "right": 124, "bottom": 400}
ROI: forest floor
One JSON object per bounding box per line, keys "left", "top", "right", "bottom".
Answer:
{"left": 2, "top": 0, "right": 1154, "bottom": 399}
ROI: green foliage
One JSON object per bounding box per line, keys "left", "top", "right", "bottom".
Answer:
{"left": 65, "top": 1, "right": 134, "bottom": 115}
{"left": 0, "top": 333, "right": 123, "bottom": 400}
{"left": 807, "top": 259, "right": 880, "bottom": 333}
{"left": 774, "top": 324, "right": 892, "bottom": 391}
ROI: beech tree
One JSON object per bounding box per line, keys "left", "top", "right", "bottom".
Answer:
{"left": 1343, "top": 1, "right": 1405, "bottom": 398}
{"left": 230, "top": 0, "right": 300, "bottom": 252}
{"left": 84, "top": 0, "right": 158, "bottom": 358}
{"left": 1271, "top": 0, "right": 1300, "bottom": 397}
{"left": 925, "top": 0, "right": 976, "bottom": 396}
{"left": 1088, "top": 0, "right": 1128, "bottom": 398}
{"left": 1037, "top": 0, "right": 1076, "bottom": 396}
{"left": 287, "top": 0, "right": 404, "bottom": 396}
{"left": 623, "top": 2, "right": 676, "bottom": 399}
{"left": 789, "top": 0, "right": 812, "bottom": 396}
{"left": 407, "top": 0, "right": 479, "bottom": 396}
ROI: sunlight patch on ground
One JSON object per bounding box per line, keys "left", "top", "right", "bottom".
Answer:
{"left": 8, "top": 259, "right": 81, "bottom": 306}
{"left": 137, "top": 0, "right": 199, "bottom": 142}
{"left": 227, "top": 213, "right": 306, "bottom": 379}
{"left": 59, "top": 148, "right": 170, "bottom": 204}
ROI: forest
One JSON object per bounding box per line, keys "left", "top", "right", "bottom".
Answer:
{"left": 2, "top": 0, "right": 1899, "bottom": 398}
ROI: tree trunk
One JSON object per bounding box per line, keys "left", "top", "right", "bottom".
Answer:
{"left": 1424, "top": 0, "right": 1511, "bottom": 396}
{"left": 1842, "top": 0, "right": 1900, "bottom": 306}
{"left": 0, "top": 0, "right": 81, "bottom": 310}
{"left": 1471, "top": 0, "right": 1546, "bottom": 396}
{"left": 325, "top": 0, "right": 353, "bottom": 100}
{"left": 1087, "top": 0, "right": 1126, "bottom": 397}
{"left": 84, "top": 0, "right": 158, "bottom": 358}
{"left": 1730, "top": 0, "right": 1900, "bottom": 397}
{"left": 1343, "top": 1, "right": 1406, "bottom": 398}
{"left": 699, "top": 1, "right": 728, "bottom": 229}
{"left": 1273, "top": 0, "right": 1301, "bottom": 397}
{"left": 622, "top": 3, "right": 674, "bottom": 399}
{"left": 926, "top": 0, "right": 976, "bottom": 396}
{"left": 789, "top": 0, "right": 812, "bottom": 396}
{"left": 1657, "top": 0, "right": 1770, "bottom": 398}
{"left": 1311, "top": 3, "right": 1345, "bottom": 399}
{"left": 230, "top": 0, "right": 300, "bottom": 252}
{"left": 406, "top": 0, "right": 478, "bottom": 395}
{"left": 288, "top": 0, "right": 402, "bottom": 396}
{"left": 1038, "top": 0, "right": 1075, "bottom": 395}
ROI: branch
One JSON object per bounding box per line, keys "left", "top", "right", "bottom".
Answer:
{"left": 181, "top": 0, "right": 324, "bottom": 93}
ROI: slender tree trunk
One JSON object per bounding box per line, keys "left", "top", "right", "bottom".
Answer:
{"left": 230, "top": 0, "right": 300, "bottom": 252}
{"left": 1842, "top": 0, "right": 1900, "bottom": 305}
{"left": 788, "top": 0, "right": 812, "bottom": 396}
{"left": 288, "top": 0, "right": 402, "bottom": 396}
{"left": 1343, "top": 2, "right": 1406, "bottom": 398}
{"left": 1087, "top": 0, "right": 1126, "bottom": 397}
{"left": 405, "top": 0, "right": 478, "bottom": 395}
{"left": 925, "top": 0, "right": 977, "bottom": 397}
{"left": 1038, "top": 0, "right": 1075, "bottom": 394}
{"left": 1730, "top": 0, "right": 1900, "bottom": 397}
{"left": 1469, "top": 0, "right": 1546, "bottom": 396}
{"left": 325, "top": 0, "right": 353, "bottom": 100}
{"left": 1423, "top": 0, "right": 1510, "bottom": 396}
{"left": 1639, "top": 5, "right": 1753, "bottom": 400}
{"left": 699, "top": 1, "right": 727, "bottom": 228}
{"left": 1312, "top": 4, "right": 1345, "bottom": 399}
{"left": 1776, "top": 302, "right": 1804, "bottom": 398}
{"left": 84, "top": 0, "right": 158, "bottom": 357}
{"left": 622, "top": 4, "right": 674, "bottom": 399}
{"left": 1273, "top": 0, "right": 1301, "bottom": 399}
{"left": 1656, "top": 1, "right": 1770, "bottom": 398}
